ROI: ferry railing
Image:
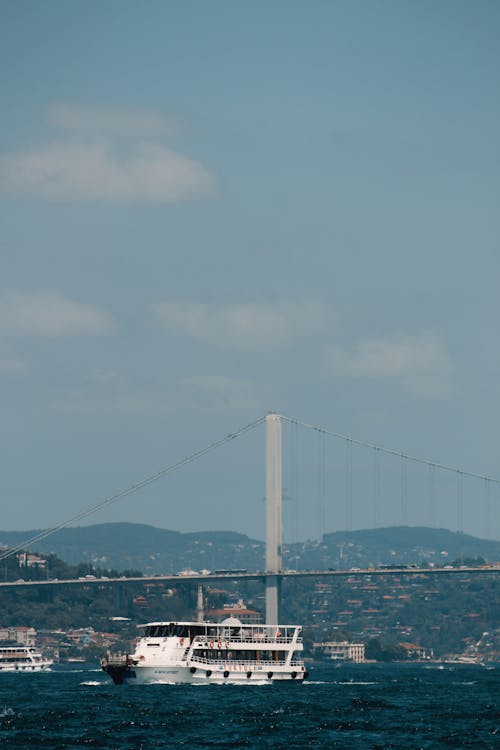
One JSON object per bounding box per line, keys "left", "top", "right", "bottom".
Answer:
{"left": 190, "top": 626, "right": 301, "bottom": 641}
{"left": 189, "top": 655, "right": 304, "bottom": 668}
{"left": 190, "top": 635, "right": 302, "bottom": 647}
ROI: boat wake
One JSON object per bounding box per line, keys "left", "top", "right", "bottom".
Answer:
{"left": 80, "top": 680, "right": 106, "bottom": 686}
{"left": 337, "top": 680, "right": 378, "bottom": 685}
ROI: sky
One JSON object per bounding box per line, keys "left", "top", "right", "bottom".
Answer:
{"left": 1, "top": 1, "right": 499, "bottom": 542}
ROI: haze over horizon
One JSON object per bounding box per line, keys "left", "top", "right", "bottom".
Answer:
{"left": 1, "top": 2, "right": 499, "bottom": 542}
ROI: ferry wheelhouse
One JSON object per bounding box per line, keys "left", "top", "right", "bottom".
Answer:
{"left": 0, "top": 646, "right": 53, "bottom": 672}
{"left": 101, "top": 618, "right": 308, "bottom": 684}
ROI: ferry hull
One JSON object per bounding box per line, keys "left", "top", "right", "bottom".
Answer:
{"left": 103, "top": 663, "right": 307, "bottom": 685}
{"left": 0, "top": 662, "right": 52, "bottom": 673}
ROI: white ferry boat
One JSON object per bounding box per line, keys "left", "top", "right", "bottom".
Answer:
{"left": 101, "top": 618, "right": 308, "bottom": 684}
{"left": 0, "top": 646, "right": 53, "bottom": 672}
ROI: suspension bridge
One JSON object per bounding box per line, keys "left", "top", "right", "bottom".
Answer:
{"left": 1, "top": 413, "right": 499, "bottom": 623}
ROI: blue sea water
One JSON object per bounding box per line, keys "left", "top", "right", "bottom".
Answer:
{"left": 0, "top": 662, "right": 498, "bottom": 749}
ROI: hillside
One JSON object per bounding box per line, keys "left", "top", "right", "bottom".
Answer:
{"left": 0, "top": 523, "right": 262, "bottom": 573}
{"left": 1, "top": 523, "right": 498, "bottom": 574}
{"left": 318, "top": 527, "right": 500, "bottom": 568}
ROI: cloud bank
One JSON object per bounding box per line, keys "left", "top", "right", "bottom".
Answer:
{"left": 153, "top": 299, "right": 335, "bottom": 350}
{"left": 0, "top": 290, "right": 116, "bottom": 337}
{"left": 0, "top": 142, "right": 215, "bottom": 204}
{"left": 0, "top": 104, "right": 216, "bottom": 204}
{"left": 326, "top": 333, "right": 456, "bottom": 398}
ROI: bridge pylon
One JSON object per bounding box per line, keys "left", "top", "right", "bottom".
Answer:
{"left": 265, "top": 413, "right": 282, "bottom": 624}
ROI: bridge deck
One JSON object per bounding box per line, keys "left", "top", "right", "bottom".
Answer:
{"left": 1, "top": 565, "right": 499, "bottom": 589}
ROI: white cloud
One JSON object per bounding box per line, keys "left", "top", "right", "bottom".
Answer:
{"left": 326, "top": 334, "right": 450, "bottom": 377}
{"left": 326, "top": 333, "right": 456, "bottom": 398}
{"left": 48, "top": 103, "right": 178, "bottom": 138}
{"left": 152, "top": 300, "right": 334, "bottom": 350}
{"left": 0, "top": 141, "right": 215, "bottom": 204}
{"left": 0, "top": 290, "right": 116, "bottom": 337}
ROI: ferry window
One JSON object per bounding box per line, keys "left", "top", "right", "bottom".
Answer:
{"left": 189, "top": 626, "right": 204, "bottom": 639}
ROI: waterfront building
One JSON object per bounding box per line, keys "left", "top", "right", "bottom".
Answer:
{"left": 0, "top": 626, "right": 36, "bottom": 647}
{"left": 315, "top": 640, "right": 365, "bottom": 663}
{"left": 399, "top": 642, "right": 433, "bottom": 660}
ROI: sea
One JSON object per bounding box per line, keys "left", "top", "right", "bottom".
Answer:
{"left": 0, "top": 662, "right": 498, "bottom": 749}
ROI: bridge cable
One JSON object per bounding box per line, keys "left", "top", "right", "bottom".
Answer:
{"left": 0, "top": 415, "right": 266, "bottom": 564}
{"left": 279, "top": 414, "right": 500, "bottom": 485}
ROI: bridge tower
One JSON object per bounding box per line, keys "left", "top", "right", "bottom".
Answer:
{"left": 265, "top": 413, "right": 282, "bottom": 624}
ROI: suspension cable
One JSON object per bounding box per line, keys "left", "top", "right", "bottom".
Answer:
{"left": 0, "top": 415, "right": 266, "bottom": 563}
{"left": 279, "top": 414, "right": 500, "bottom": 485}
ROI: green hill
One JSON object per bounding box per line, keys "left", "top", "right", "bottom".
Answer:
{"left": 1, "top": 523, "right": 498, "bottom": 574}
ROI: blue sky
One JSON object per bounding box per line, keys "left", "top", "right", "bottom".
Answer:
{"left": 1, "top": 1, "right": 499, "bottom": 541}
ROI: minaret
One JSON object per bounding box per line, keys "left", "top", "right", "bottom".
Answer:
{"left": 265, "top": 413, "right": 282, "bottom": 624}
{"left": 197, "top": 584, "right": 204, "bottom": 623}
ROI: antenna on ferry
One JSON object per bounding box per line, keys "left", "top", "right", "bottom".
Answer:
{"left": 265, "top": 413, "right": 282, "bottom": 625}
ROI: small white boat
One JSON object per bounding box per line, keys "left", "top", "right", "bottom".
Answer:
{"left": 101, "top": 617, "right": 308, "bottom": 684}
{"left": 0, "top": 646, "right": 53, "bottom": 672}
